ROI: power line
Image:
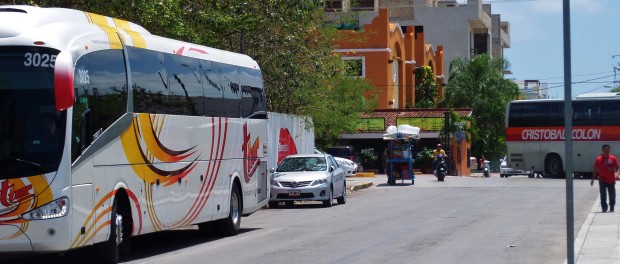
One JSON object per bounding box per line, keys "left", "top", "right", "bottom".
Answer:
{"left": 537, "top": 75, "right": 615, "bottom": 91}
{"left": 534, "top": 71, "right": 614, "bottom": 81}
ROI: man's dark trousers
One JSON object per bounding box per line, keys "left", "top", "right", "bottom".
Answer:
{"left": 599, "top": 182, "right": 616, "bottom": 212}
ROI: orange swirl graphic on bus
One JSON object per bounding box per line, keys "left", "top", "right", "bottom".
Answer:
{"left": 120, "top": 114, "right": 201, "bottom": 186}
{"left": 0, "top": 175, "right": 53, "bottom": 240}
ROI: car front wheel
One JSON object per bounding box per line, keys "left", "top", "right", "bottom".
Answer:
{"left": 323, "top": 186, "right": 333, "bottom": 207}
{"left": 337, "top": 182, "right": 347, "bottom": 205}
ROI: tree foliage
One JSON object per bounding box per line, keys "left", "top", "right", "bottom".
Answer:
{"left": 440, "top": 54, "right": 520, "bottom": 161}
{"left": 8, "top": 0, "right": 376, "bottom": 146}
{"left": 414, "top": 65, "right": 438, "bottom": 108}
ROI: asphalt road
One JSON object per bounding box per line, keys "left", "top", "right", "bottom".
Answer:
{"left": 1, "top": 175, "right": 599, "bottom": 264}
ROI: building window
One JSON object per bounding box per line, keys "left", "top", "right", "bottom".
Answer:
{"left": 350, "top": 0, "right": 374, "bottom": 11}
{"left": 342, "top": 57, "right": 365, "bottom": 78}
{"left": 325, "top": 0, "right": 342, "bottom": 12}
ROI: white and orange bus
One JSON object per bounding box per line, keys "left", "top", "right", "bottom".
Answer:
{"left": 0, "top": 5, "right": 268, "bottom": 263}
{"left": 505, "top": 94, "right": 620, "bottom": 178}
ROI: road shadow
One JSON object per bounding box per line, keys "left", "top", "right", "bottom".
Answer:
{"left": 268, "top": 201, "right": 345, "bottom": 209}
{"left": 0, "top": 227, "right": 261, "bottom": 263}
{"left": 376, "top": 182, "right": 415, "bottom": 187}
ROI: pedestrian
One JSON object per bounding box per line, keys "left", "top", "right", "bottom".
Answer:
{"left": 591, "top": 144, "right": 620, "bottom": 213}
{"left": 479, "top": 155, "right": 486, "bottom": 170}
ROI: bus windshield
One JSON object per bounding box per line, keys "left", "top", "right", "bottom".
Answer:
{"left": 0, "top": 46, "right": 66, "bottom": 179}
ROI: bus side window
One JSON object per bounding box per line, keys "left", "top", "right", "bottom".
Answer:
{"left": 165, "top": 54, "right": 202, "bottom": 116}
{"left": 201, "top": 60, "right": 224, "bottom": 117}
{"left": 574, "top": 101, "right": 601, "bottom": 126}
{"left": 71, "top": 50, "right": 126, "bottom": 162}
{"left": 601, "top": 100, "right": 620, "bottom": 126}
{"left": 220, "top": 63, "right": 241, "bottom": 118}
{"left": 129, "top": 47, "right": 168, "bottom": 114}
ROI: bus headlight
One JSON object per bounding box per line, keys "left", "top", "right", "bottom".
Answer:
{"left": 22, "top": 197, "right": 69, "bottom": 220}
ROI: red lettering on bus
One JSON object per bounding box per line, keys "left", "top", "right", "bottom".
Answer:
{"left": 508, "top": 127, "right": 609, "bottom": 142}
{"left": 0, "top": 180, "right": 34, "bottom": 207}
{"left": 243, "top": 123, "right": 261, "bottom": 183}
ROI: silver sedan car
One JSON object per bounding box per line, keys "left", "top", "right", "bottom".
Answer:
{"left": 269, "top": 154, "right": 346, "bottom": 208}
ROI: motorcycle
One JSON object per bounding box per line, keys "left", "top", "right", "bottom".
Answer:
{"left": 434, "top": 154, "right": 448, "bottom": 181}
{"left": 483, "top": 160, "right": 491, "bottom": 178}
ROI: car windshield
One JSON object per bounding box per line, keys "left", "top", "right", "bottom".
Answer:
{"left": 0, "top": 46, "right": 66, "bottom": 179}
{"left": 276, "top": 157, "right": 327, "bottom": 172}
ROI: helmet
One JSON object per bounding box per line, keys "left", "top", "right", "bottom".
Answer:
{"left": 436, "top": 144, "right": 442, "bottom": 148}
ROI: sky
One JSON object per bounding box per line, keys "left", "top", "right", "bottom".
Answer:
{"left": 477, "top": 0, "right": 620, "bottom": 99}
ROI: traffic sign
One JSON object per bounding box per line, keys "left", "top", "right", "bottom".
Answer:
{"left": 455, "top": 130, "right": 466, "bottom": 142}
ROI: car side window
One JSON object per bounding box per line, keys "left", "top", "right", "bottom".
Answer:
{"left": 329, "top": 156, "right": 339, "bottom": 168}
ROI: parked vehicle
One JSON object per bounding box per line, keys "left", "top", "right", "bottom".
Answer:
{"left": 326, "top": 146, "right": 356, "bottom": 161}
{"left": 434, "top": 154, "right": 448, "bottom": 181}
{"left": 500, "top": 156, "right": 532, "bottom": 178}
{"left": 315, "top": 148, "right": 356, "bottom": 176}
{"left": 269, "top": 154, "right": 346, "bottom": 208}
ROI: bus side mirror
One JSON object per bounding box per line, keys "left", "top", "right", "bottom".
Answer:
{"left": 54, "top": 51, "right": 74, "bottom": 111}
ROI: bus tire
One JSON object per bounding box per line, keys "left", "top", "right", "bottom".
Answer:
{"left": 215, "top": 183, "right": 241, "bottom": 236}
{"left": 545, "top": 154, "right": 564, "bottom": 178}
{"left": 96, "top": 198, "right": 121, "bottom": 264}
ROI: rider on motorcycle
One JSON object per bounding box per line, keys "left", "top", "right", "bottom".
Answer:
{"left": 432, "top": 144, "right": 446, "bottom": 175}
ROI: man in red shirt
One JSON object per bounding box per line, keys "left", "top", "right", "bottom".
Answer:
{"left": 592, "top": 144, "right": 620, "bottom": 212}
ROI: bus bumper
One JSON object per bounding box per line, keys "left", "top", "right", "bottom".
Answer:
{"left": 0, "top": 224, "right": 33, "bottom": 252}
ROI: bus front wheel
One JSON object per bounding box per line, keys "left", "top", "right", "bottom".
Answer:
{"left": 545, "top": 154, "right": 564, "bottom": 178}
{"left": 96, "top": 198, "right": 122, "bottom": 264}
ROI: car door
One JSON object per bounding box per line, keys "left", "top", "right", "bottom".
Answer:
{"left": 328, "top": 156, "right": 345, "bottom": 196}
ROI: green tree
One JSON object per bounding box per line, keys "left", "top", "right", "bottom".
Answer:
{"left": 610, "top": 86, "right": 620, "bottom": 93}
{"left": 440, "top": 54, "right": 520, "bottom": 161}
{"left": 414, "top": 65, "right": 438, "bottom": 108}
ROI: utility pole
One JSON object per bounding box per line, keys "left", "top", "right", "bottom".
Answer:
{"left": 563, "top": 0, "right": 575, "bottom": 263}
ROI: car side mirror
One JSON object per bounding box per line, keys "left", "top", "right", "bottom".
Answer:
{"left": 329, "top": 166, "right": 335, "bottom": 172}
{"left": 269, "top": 168, "right": 275, "bottom": 173}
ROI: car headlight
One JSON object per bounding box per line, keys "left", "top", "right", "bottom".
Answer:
{"left": 22, "top": 197, "right": 69, "bottom": 220}
{"left": 312, "top": 178, "right": 329, "bottom": 186}
{"left": 271, "top": 179, "right": 280, "bottom": 187}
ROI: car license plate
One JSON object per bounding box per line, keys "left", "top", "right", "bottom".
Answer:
{"left": 288, "top": 190, "right": 301, "bottom": 197}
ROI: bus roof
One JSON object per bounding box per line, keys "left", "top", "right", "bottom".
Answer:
{"left": 575, "top": 92, "right": 620, "bottom": 98}
{"left": 509, "top": 93, "right": 620, "bottom": 104}
{"left": 0, "top": 5, "right": 260, "bottom": 69}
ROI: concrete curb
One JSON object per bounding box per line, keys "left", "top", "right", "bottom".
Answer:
{"left": 347, "top": 181, "right": 373, "bottom": 193}
{"left": 354, "top": 172, "right": 375, "bottom": 178}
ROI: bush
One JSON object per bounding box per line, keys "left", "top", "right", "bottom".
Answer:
{"left": 415, "top": 147, "right": 434, "bottom": 170}
{"left": 360, "top": 148, "right": 378, "bottom": 168}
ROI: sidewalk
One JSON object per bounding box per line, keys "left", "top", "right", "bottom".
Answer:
{"left": 572, "top": 196, "right": 620, "bottom": 264}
